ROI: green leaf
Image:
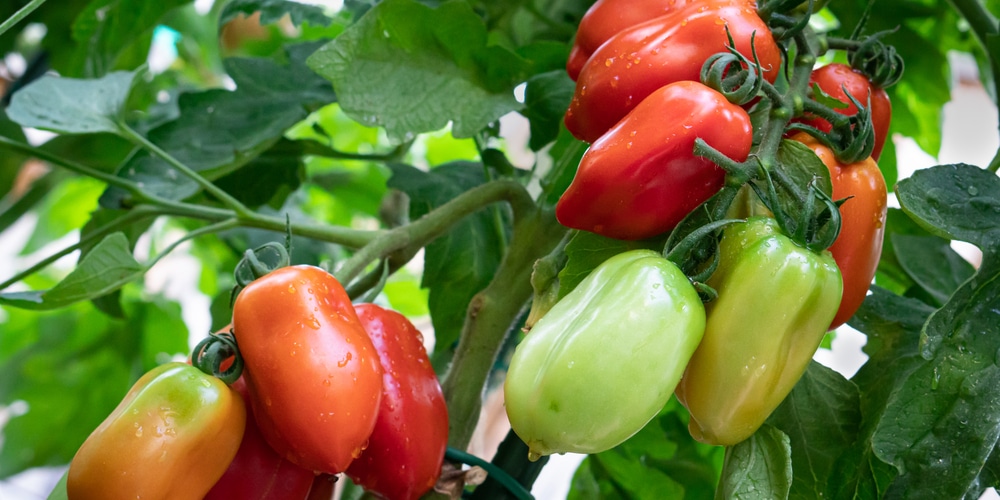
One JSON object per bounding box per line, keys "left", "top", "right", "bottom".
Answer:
{"left": 0, "top": 109, "right": 29, "bottom": 200}
{"left": 100, "top": 43, "right": 336, "bottom": 204}
{"left": 876, "top": 208, "right": 934, "bottom": 295}
{"left": 71, "top": 0, "right": 190, "bottom": 76}
{"left": 892, "top": 234, "right": 976, "bottom": 305}
{"left": 0, "top": 233, "right": 143, "bottom": 310}
{"left": 541, "top": 127, "right": 586, "bottom": 206}
{"left": 307, "top": 0, "right": 529, "bottom": 141}
{"left": 220, "top": 0, "right": 334, "bottom": 27}
{"left": 896, "top": 163, "right": 1000, "bottom": 246}
{"left": 521, "top": 70, "right": 575, "bottom": 151}
{"left": 213, "top": 138, "right": 305, "bottom": 209}
{"left": 46, "top": 470, "right": 68, "bottom": 500}
{"left": 386, "top": 162, "right": 507, "bottom": 366}
{"left": 556, "top": 231, "right": 662, "bottom": 300}
{"left": 766, "top": 362, "right": 862, "bottom": 498}
{"left": 7, "top": 71, "right": 136, "bottom": 134}
{"left": 716, "top": 425, "right": 792, "bottom": 500}
{"left": 569, "top": 401, "right": 724, "bottom": 500}
{"left": 755, "top": 139, "right": 835, "bottom": 247}
{"left": 21, "top": 177, "right": 106, "bottom": 255}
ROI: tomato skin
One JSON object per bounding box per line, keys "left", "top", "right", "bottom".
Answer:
{"left": 67, "top": 362, "right": 246, "bottom": 500}
{"left": 204, "top": 377, "right": 316, "bottom": 500}
{"left": 346, "top": 304, "right": 448, "bottom": 500}
{"left": 564, "top": 3, "right": 780, "bottom": 143}
{"left": 233, "top": 265, "right": 383, "bottom": 474}
{"left": 798, "top": 63, "right": 892, "bottom": 160}
{"left": 675, "top": 218, "right": 842, "bottom": 446}
{"left": 505, "top": 250, "right": 705, "bottom": 458}
{"left": 557, "top": 81, "right": 752, "bottom": 240}
{"left": 792, "top": 133, "right": 887, "bottom": 330}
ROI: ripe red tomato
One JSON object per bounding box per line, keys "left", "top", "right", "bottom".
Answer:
{"left": 792, "top": 133, "right": 887, "bottom": 329}
{"left": 346, "top": 304, "right": 448, "bottom": 500}
{"left": 232, "top": 265, "right": 383, "bottom": 474}
{"left": 204, "top": 376, "right": 315, "bottom": 500}
{"left": 557, "top": 81, "right": 752, "bottom": 240}
{"left": 566, "top": 0, "right": 746, "bottom": 80}
{"left": 797, "top": 63, "right": 892, "bottom": 160}
{"left": 564, "top": 3, "right": 780, "bottom": 143}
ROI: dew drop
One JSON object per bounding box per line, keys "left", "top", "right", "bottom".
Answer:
{"left": 135, "top": 426, "right": 143, "bottom": 437}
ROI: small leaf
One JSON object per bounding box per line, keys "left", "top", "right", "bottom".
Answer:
{"left": 521, "top": 70, "right": 575, "bottom": 151}
{"left": 7, "top": 71, "right": 136, "bottom": 134}
{"left": 896, "top": 163, "right": 1000, "bottom": 246}
{"left": 307, "top": 0, "right": 529, "bottom": 141}
{"left": 556, "top": 231, "right": 661, "bottom": 300}
{"left": 72, "top": 0, "right": 189, "bottom": 76}
{"left": 220, "top": 0, "right": 333, "bottom": 27}
{"left": 47, "top": 471, "right": 68, "bottom": 500}
{"left": 716, "top": 425, "right": 792, "bottom": 500}
{"left": 0, "top": 233, "right": 142, "bottom": 310}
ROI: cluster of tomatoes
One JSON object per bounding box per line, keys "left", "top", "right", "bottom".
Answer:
{"left": 505, "top": 0, "right": 893, "bottom": 457}
{"left": 67, "top": 264, "right": 448, "bottom": 500}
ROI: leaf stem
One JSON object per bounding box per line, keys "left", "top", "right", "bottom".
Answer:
{"left": 0, "top": 208, "right": 158, "bottom": 292}
{"left": 0, "top": 0, "right": 48, "bottom": 38}
{"left": 118, "top": 123, "right": 253, "bottom": 217}
{"left": 0, "top": 135, "right": 141, "bottom": 192}
{"left": 333, "top": 179, "right": 533, "bottom": 285}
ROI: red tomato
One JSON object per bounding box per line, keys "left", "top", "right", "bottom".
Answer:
{"left": 798, "top": 63, "right": 892, "bottom": 160}
{"left": 564, "top": 3, "right": 780, "bottom": 143}
{"left": 557, "top": 81, "right": 753, "bottom": 240}
{"left": 232, "top": 265, "right": 383, "bottom": 474}
{"left": 792, "top": 133, "right": 887, "bottom": 330}
{"left": 346, "top": 304, "right": 448, "bottom": 500}
{"left": 204, "top": 377, "right": 316, "bottom": 500}
{"left": 566, "top": 0, "right": 748, "bottom": 80}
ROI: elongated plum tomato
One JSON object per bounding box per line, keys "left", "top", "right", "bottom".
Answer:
{"left": 232, "top": 265, "right": 383, "bottom": 474}
{"left": 566, "top": 0, "right": 751, "bottom": 80}
{"left": 797, "top": 63, "right": 892, "bottom": 160}
{"left": 204, "top": 376, "right": 315, "bottom": 500}
{"left": 67, "top": 362, "right": 246, "bottom": 500}
{"left": 565, "top": 3, "right": 780, "bottom": 143}
{"left": 675, "top": 217, "right": 842, "bottom": 445}
{"left": 505, "top": 250, "right": 705, "bottom": 459}
{"left": 556, "top": 81, "right": 752, "bottom": 240}
{"left": 346, "top": 304, "right": 448, "bottom": 500}
{"left": 791, "top": 132, "right": 887, "bottom": 329}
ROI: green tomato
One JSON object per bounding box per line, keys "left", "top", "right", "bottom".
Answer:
{"left": 504, "top": 249, "right": 705, "bottom": 459}
{"left": 675, "top": 216, "right": 843, "bottom": 446}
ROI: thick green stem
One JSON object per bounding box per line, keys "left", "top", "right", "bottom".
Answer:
{"left": 0, "top": 0, "right": 47, "bottom": 38}
{"left": 334, "top": 180, "right": 534, "bottom": 285}
{"left": 441, "top": 207, "right": 566, "bottom": 450}
{"left": 0, "top": 135, "right": 140, "bottom": 192}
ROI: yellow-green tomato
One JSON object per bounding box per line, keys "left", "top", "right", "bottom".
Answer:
{"left": 68, "top": 362, "right": 246, "bottom": 500}
{"left": 675, "top": 217, "right": 842, "bottom": 446}
{"left": 504, "top": 249, "right": 705, "bottom": 459}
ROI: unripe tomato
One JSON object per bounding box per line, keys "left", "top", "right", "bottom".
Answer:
{"left": 505, "top": 250, "right": 705, "bottom": 459}
{"left": 67, "top": 362, "right": 246, "bottom": 500}
{"left": 798, "top": 63, "right": 892, "bottom": 160}
{"left": 346, "top": 304, "right": 448, "bottom": 500}
{"left": 233, "top": 265, "right": 383, "bottom": 474}
{"left": 557, "top": 81, "right": 752, "bottom": 240}
{"left": 564, "top": 3, "right": 780, "bottom": 143}
{"left": 792, "top": 133, "right": 887, "bottom": 330}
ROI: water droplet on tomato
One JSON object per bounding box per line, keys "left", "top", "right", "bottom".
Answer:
{"left": 338, "top": 352, "right": 353, "bottom": 367}
{"left": 288, "top": 284, "right": 296, "bottom": 293}
{"left": 135, "top": 426, "right": 143, "bottom": 437}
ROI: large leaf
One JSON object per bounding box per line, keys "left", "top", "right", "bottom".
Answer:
{"left": 386, "top": 162, "right": 507, "bottom": 367}
{"left": 892, "top": 233, "right": 976, "bottom": 305}
{"left": 307, "top": 0, "right": 529, "bottom": 141}
{"left": 99, "top": 42, "right": 336, "bottom": 205}
{"left": 766, "top": 362, "right": 862, "bottom": 498}
{"left": 7, "top": 71, "right": 136, "bottom": 134}
{"left": 869, "top": 164, "right": 1000, "bottom": 498}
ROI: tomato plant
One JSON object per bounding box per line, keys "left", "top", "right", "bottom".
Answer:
{"left": 1, "top": 0, "right": 999, "bottom": 499}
